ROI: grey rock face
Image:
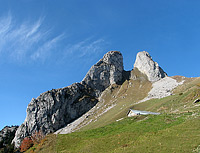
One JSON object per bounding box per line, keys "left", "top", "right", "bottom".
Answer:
{"left": 12, "top": 51, "right": 124, "bottom": 148}
{"left": 82, "top": 51, "right": 123, "bottom": 96}
{"left": 0, "top": 126, "right": 18, "bottom": 147}
{"left": 134, "top": 51, "right": 167, "bottom": 82}
{"left": 12, "top": 83, "right": 98, "bottom": 148}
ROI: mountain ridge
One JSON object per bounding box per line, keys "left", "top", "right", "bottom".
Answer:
{"left": 12, "top": 51, "right": 124, "bottom": 148}
{"left": 11, "top": 50, "right": 190, "bottom": 148}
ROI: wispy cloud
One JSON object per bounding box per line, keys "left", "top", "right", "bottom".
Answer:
{"left": 0, "top": 14, "right": 63, "bottom": 63}
{"left": 64, "top": 38, "right": 107, "bottom": 58}
{"left": 31, "top": 34, "right": 64, "bottom": 61}
{"left": 0, "top": 13, "right": 109, "bottom": 65}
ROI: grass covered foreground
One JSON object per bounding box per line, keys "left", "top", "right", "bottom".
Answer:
{"left": 26, "top": 112, "right": 200, "bottom": 153}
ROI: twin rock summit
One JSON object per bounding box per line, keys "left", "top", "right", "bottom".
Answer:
{"left": 13, "top": 51, "right": 168, "bottom": 148}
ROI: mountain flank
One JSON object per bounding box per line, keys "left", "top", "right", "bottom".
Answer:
{"left": 24, "top": 76, "right": 200, "bottom": 152}
{"left": 11, "top": 50, "right": 193, "bottom": 149}
{"left": 12, "top": 51, "right": 124, "bottom": 148}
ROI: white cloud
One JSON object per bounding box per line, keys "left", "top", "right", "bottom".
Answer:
{"left": 0, "top": 14, "right": 63, "bottom": 63}
{"left": 31, "top": 34, "right": 64, "bottom": 61}
{"left": 64, "top": 38, "right": 106, "bottom": 58}
{"left": 0, "top": 14, "right": 12, "bottom": 35}
{"left": 0, "top": 14, "right": 108, "bottom": 65}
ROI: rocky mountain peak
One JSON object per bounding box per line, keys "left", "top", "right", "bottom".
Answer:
{"left": 102, "top": 51, "right": 122, "bottom": 65}
{"left": 82, "top": 51, "right": 123, "bottom": 96}
{"left": 134, "top": 51, "right": 167, "bottom": 82}
{"left": 12, "top": 51, "right": 124, "bottom": 148}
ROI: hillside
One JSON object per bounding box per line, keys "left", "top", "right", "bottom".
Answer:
{"left": 8, "top": 50, "right": 200, "bottom": 152}
{"left": 26, "top": 77, "right": 200, "bottom": 152}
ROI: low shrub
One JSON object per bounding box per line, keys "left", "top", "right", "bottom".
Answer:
{"left": 20, "top": 137, "right": 33, "bottom": 152}
{"left": 20, "top": 130, "right": 45, "bottom": 152}
{"left": 31, "top": 131, "right": 45, "bottom": 145}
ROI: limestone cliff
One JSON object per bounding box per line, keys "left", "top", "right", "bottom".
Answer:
{"left": 134, "top": 51, "right": 167, "bottom": 82}
{"left": 12, "top": 51, "right": 124, "bottom": 148}
{"left": 82, "top": 51, "right": 123, "bottom": 96}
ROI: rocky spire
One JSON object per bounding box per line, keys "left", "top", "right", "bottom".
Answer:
{"left": 134, "top": 51, "right": 167, "bottom": 82}
{"left": 82, "top": 51, "right": 123, "bottom": 96}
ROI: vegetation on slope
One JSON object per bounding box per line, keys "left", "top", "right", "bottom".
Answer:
{"left": 26, "top": 113, "right": 200, "bottom": 153}
{"left": 25, "top": 77, "right": 200, "bottom": 153}
{"left": 79, "top": 68, "right": 152, "bottom": 131}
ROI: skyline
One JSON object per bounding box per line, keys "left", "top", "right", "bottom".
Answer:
{"left": 1, "top": 0, "right": 200, "bottom": 130}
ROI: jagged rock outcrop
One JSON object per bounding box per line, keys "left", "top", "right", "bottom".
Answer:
{"left": 0, "top": 126, "right": 18, "bottom": 150}
{"left": 12, "top": 51, "right": 124, "bottom": 148}
{"left": 82, "top": 51, "right": 123, "bottom": 96}
{"left": 134, "top": 51, "right": 167, "bottom": 82}
{"left": 12, "top": 83, "right": 98, "bottom": 148}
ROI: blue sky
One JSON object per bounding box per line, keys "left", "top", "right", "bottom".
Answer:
{"left": 0, "top": 0, "right": 200, "bottom": 130}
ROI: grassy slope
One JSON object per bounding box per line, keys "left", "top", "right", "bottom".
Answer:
{"left": 80, "top": 68, "right": 152, "bottom": 131}
{"left": 27, "top": 113, "right": 200, "bottom": 153}
{"left": 26, "top": 77, "right": 200, "bottom": 153}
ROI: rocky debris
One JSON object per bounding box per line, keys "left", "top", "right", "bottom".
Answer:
{"left": 54, "top": 113, "right": 88, "bottom": 134}
{"left": 55, "top": 76, "right": 185, "bottom": 135}
{"left": 55, "top": 86, "right": 118, "bottom": 135}
{"left": 139, "top": 77, "right": 185, "bottom": 103}
{"left": 134, "top": 51, "right": 167, "bottom": 82}
{"left": 0, "top": 126, "right": 18, "bottom": 148}
{"left": 194, "top": 99, "right": 200, "bottom": 104}
{"left": 82, "top": 51, "right": 123, "bottom": 96}
{"left": 12, "top": 51, "right": 124, "bottom": 148}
